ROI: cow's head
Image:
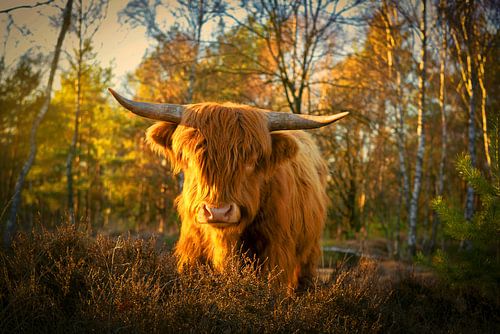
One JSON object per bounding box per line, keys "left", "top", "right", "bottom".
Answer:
{"left": 108, "top": 89, "right": 348, "bottom": 229}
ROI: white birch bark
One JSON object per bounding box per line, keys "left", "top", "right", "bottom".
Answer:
{"left": 4, "top": 0, "right": 74, "bottom": 247}
{"left": 430, "top": 0, "right": 447, "bottom": 251}
{"left": 408, "top": 0, "right": 427, "bottom": 257}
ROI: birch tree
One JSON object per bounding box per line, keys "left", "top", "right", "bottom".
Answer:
{"left": 3, "top": 0, "right": 74, "bottom": 247}
{"left": 407, "top": 0, "right": 427, "bottom": 257}
{"left": 429, "top": 0, "right": 448, "bottom": 253}
{"left": 444, "top": 0, "right": 498, "bottom": 224}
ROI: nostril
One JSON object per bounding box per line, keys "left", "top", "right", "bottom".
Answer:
{"left": 224, "top": 204, "right": 233, "bottom": 218}
{"left": 201, "top": 204, "right": 212, "bottom": 219}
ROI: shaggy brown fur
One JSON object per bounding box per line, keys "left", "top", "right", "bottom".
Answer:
{"left": 147, "top": 102, "right": 328, "bottom": 289}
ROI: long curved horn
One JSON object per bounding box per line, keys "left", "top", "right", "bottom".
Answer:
{"left": 108, "top": 88, "right": 184, "bottom": 123}
{"left": 267, "top": 111, "right": 349, "bottom": 131}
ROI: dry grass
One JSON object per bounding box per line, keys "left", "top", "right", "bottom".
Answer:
{"left": 0, "top": 225, "right": 498, "bottom": 333}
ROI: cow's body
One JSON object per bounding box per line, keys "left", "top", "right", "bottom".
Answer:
{"left": 146, "top": 103, "right": 328, "bottom": 288}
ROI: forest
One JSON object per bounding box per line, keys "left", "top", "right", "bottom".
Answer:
{"left": 0, "top": 0, "right": 498, "bottom": 332}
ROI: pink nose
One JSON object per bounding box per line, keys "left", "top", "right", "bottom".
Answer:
{"left": 199, "top": 203, "right": 236, "bottom": 222}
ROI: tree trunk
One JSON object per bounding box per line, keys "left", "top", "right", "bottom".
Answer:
{"left": 3, "top": 0, "right": 74, "bottom": 248}
{"left": 66, "top": 0, "right": 83, "bottom": 225}
{"left": 465, "top": 59, "right": 477, "bottom": 223}
{"left": 382, "top": 3, "right": 409, "bottom": 257}
{"left": 186, "top": 30, "right": 200, "bottom": 103}
{"left": 181, "top": 1, "right": 205, "bottom": 192}
{"left": 464, "top": 0, "right": 478, "bottom": 227}
{"left": 408, "top": 0, "right": 427, "bottom": 257}
{"left": 186, "top": 0, "right": 204, "bottom": 104}
{"left": 477, "top": 55, "right": 491, "bottom": 174}
{"left": 430, "top": 0, "right": 447, "bottom": 253}
{"left": 396, "top": 71, "right": 410, "bottom": 213}
{"left": 447, "top": 0, "right": 478, "bottom": 233}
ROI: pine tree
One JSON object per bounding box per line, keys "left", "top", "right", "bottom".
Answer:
{"left": 430, "top": 114, "right": 499, "bottom": 295}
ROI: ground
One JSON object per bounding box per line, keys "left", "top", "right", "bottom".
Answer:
{"left": 0, "top": 225, "right": 498, "bottom": 333}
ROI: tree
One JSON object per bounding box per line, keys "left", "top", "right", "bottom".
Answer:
{"left": 0, "top": 57, "right": 42, "bottom": 221}
{"left": 56, "top": 61, "right": 127, "bottom": 228}
{"left": 4, "top": 0, "right": 74, "bottom": 247}
{"left": 66, "top": 0, "right": 108, "bottom": 225}
{"left": 132, "top": 28, "right": 198, "bottom": 104}
{"left": 173, "top": 0, "right": 226, "bottom": 102}
{"left": 406, "top": 0, "right": 427, "bottom": 257}
{"left": 444, "top": 0, "right": 499, "bottom": 225}
{"left": 428, "top": 0, "right": 449, "bottom": 253}
{"left": 317, "top": 48, "right": 382, "bottom": 246}
{"left": 120, "top": 0, "right": 225, "bottom": 103}
{"left": 431, "top": 134, "right": 499, "bottom": 295}
{"left": 378, "top": 0, "right": 411, "bottom": 257}
{"left": 227, "top": 0, "right": 365, "bottom": 114}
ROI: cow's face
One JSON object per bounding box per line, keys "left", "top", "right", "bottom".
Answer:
{"left": 147, "top": 103, "right": 298, "bottom": 229}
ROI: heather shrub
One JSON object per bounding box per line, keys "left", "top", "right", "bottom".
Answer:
{"left": 0, "top": 225, "right": 498, "bottom": 333}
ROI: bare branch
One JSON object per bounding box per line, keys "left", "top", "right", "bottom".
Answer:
{"left": 0, "top": 0, "right": 55, "bottom": 14}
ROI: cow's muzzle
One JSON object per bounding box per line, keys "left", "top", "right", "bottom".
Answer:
{"left": 197, "top": 202, "right": 241, "bottom": 226}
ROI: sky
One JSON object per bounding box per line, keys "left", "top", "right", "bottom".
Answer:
{"left": 0, "top": 0, "right": 157, "bottom": 88}
{"left": 0, "top": 0, "right": 361, "bottom": 92}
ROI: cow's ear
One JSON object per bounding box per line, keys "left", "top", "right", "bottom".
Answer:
{"left": 146, "top": 122, "right": 178, "bottom": 156}
{"left": 269, "top": 132, "right": 298, "bottom": 166}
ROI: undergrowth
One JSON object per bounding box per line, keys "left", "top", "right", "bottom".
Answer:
{"left": 0, "top": 225, "right": 498, "bottom": 333}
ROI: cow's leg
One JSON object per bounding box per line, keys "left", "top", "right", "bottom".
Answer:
{"left": 298, "top": 243, "right": 321, "bottom": 289}
{"left": 262, "top": 242, "right": 298, "bottom": 289}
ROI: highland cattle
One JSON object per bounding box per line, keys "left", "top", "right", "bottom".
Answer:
{"left": 109, "top": 88, "right": 348, "bottom": 288}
